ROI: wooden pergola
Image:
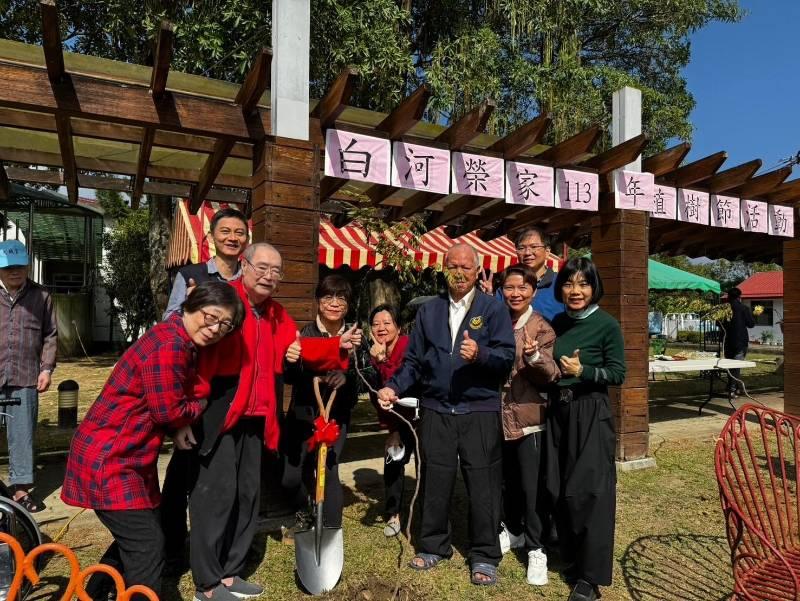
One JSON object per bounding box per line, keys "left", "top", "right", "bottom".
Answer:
{"left": 2, "top": 2, "right": 799, "bottom": 464}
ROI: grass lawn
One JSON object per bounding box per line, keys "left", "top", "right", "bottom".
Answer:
{"left": 33, "top": 437, "right": 733, "bottom": 601}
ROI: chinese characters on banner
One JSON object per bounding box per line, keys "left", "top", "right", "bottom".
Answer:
{"left": 650, "top": 185, "right": 677, "bottom": 220}
{"left": 768, "top": 205, "right": 795, "bottom": 237}
{"left": 390, "top": 141, "right": 451, "bottom": 194}
{"left": 614, "top": 170, "right": 655, "bottom": 210}
{"left": 504, "top": 162, "right": 554, "bottom": 207}
{"left": 555, "top": 169, "right": 599, "bottom": 211}
{"left": 324, "top": 129, "right": 391, "bottom": 185}
{"left": 677, "top": 189, "right": 710, "bottom": 225}
{"left": 451, "top": 151, "right": 504, "bottom": 198}
{"left": 740, "top": 199, "right": 768, "bottom": 233}
{"left": 710, "top": 194, "right": 740, "bottom": 229}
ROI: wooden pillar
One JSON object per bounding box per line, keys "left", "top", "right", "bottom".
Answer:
{"left": 251, "top": 136, "right": 320, "bottom": 327}
{"left": 783, "top": 240, "right": 800, "bottom": 416}
{"left": 591, "top": 207, "right": 650, "bottom": 462}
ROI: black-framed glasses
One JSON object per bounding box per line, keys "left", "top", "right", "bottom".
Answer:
{"left": 319, "top": 294, "right": 348, "bottom": 304}
{"left": 243, "top": 257, "right": 283, "bottom": 279}
{"left": 200, "top": 309, "right": 235, "bottom": 334}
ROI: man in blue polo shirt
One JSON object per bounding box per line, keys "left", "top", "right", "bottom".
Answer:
{"left": 481, "top": 226, "right": 563, "bottom": 322}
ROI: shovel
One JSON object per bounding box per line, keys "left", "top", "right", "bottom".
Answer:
{"left": 295, "top": 377, "right": 344, "bottom": 595}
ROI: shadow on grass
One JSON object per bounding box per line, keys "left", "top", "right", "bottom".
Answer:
{"left": 621, "top": 533, "right": 733, "bottom": 601}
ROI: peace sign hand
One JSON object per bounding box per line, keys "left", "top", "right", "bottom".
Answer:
{"left": 369, "top": 330, "right": 388, "bottom": 362}
{"left": 522, "top": 328, "right": 539, "bottom": 357}
{"left": 478, "top": 268, "right": 495, "bottom": 295}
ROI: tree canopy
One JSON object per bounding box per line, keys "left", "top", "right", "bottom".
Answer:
{"left": 1, "top": 0, "right": 742, "bottom": 152}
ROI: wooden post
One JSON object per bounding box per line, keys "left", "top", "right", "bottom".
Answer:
{"left": 783, "top": 240, "right": 800, "bottom": 416}
{"left": 251, "top": 136, "right": 320, "bottom": 327}
{"left": 592, "top": 208, "right": 651, "bottom": 463}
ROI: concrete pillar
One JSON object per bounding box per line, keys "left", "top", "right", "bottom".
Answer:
{"left": 271, "top": 0, "right": 311, "bottom": 140}
{"left": 612, "top": 86, "right": 642, "bottom": 171}
{"left": 783, "top": 240, "right": 800, "bottom": 416}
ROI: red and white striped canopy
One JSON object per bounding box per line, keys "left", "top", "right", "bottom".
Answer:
{"left": 166, "top": 199, "right": 560, "bottom": 272}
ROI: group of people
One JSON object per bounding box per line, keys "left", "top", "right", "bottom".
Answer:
{"left": 375, "top": 227, "right": 625, "bottom": 601}
{"left": 48, "top": 205, "right": 624, "bottom": 601}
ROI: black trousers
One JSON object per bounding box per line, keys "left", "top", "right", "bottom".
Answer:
{"left": 282, "top": 406, "right": 348, "bottom": 528}
{"left": 160, "top": 447, "right": 197, "bottom": 562}
{"left": 502, "top": 430, "right": 545, "bottom": 551}
{"left": 88, "top": 508, "right": 164, "bottom": 600}
{"left": 546, "top": 391, "right": 616, "bottom": 587}
{"left": 417, "top": 409, "right": 503, "bottom": 567}
{"left": 189, "top": 418, "right": 263, "bottom": 592}
{"left": 384, "top": 421, "right": 417, "bottom": 518}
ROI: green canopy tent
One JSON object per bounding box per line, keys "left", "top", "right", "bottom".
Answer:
{"left": 647, "top": 259, "right": 720, "bottom": 294}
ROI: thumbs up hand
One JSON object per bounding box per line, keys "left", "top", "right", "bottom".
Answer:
{"left": 286, "top": 330, "right": 302, "bottom": 363}
{"left": 460, "top": 330, "right": 479, "bottom": 362}
{"left": 340, "top": 323, "right": 363, "bottom": 350}
{"left": 559, "top": 348, "right": 582, "bottom": 377}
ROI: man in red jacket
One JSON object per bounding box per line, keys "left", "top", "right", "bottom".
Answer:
{"left": 182, "top": 242, "right": 362, "bottom": 601}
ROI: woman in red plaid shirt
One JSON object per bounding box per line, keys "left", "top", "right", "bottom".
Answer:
{"left": 61, "top": 281, "right": 245, "bottom": 599}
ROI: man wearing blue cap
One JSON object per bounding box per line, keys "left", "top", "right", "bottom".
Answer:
{"left": 0, "top": 240, "right": 57, "bottom": 513}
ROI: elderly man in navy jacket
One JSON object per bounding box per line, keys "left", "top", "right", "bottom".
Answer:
{"left": 378, "top": 243, "right": 515, "bottom": 586}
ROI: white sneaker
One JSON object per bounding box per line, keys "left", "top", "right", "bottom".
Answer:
{"left": 498, "top": 523, "right": 524, "bottom": 554}
{"left": 527, "top": 548, "right": 548, "bottom": 586}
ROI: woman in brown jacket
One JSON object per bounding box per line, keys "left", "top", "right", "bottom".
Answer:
{"left": 498, "top": 264, "right": 560, "bottom": 587}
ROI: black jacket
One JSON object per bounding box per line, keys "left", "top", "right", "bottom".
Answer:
{"left": 722, "top": 299, "right": 755, "bottom": 355}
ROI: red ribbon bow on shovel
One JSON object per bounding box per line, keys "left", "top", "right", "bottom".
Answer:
{"left": 307, "top": 416, "right": 341, "bottom": 451}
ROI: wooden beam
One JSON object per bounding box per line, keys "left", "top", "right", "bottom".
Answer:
{"left": 731, "top": 166, "right": 793, "bottom": 199}
{"left": 0, "top": 109, "right": 254, "bottom": 158}
{"left": 54, "top": 113, "right": 77, "bottom": 202}
{"left": 0, "top": 62, "right": 269, "bottom": 141}
{"left": 144, "top": 181, "right": 247, "bottom": 204}
{"left": 462, "top": 201, "right": 528, "bottom": 233}
{"left": 535, "top": 124, "right": 601, "bottom": 166}
{"left": 766, "top": 178, "right": 800, "bottom": 205}
{"left": 700, "top": 159, "right": 762, "bottom": 193}
{"left": 40, "top": 0, "right": 65, "bottom": 83}
{"left": 580, "top": 133, "right": 647, "bottom": 175}
{"left": 6, "top": 166, "right": 63, "bottom": 186}
{"left": 434, "top": 195, "right": 485, "bottom": 227}
{"left": 132, "top": 127, "right": 155, "bottom": 209}
{"left": 150, "top": 21, "right": 174, "bottom": 100}
{"left": 664, "top": 151, "right": 727, "bottom": 188}
{"left": 78, "top": 173, "right": 130, "bottom": 192}
{"left": 375, "top": 84, "right": 431, "bottom": 139}
{"left": 507, "top": 207, "right": 561, "bottom": 234}
{"left": 311, "top": 67, "right": 358, "bottom": 130}
{"left": 542, "top": 211, "right": 589, "bottom": 234}
{"left": 0, "top": 162, "right": 8, "bottom": 200}
{"left": 236, "top": 48, "right": 272, "bottom": 115}
{"left": 642, "top": 142, "right": 691, "bottom": 177}
{"left": 487, "top": 113, "right": 551, "bottom": 158}
{"left": 191, "top": 138, "right": 236, "bottom": 212}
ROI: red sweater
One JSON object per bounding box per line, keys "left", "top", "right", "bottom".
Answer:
{"left": 195, "top": 280, "right": 348, "bottom": 449}
{"left": 370, "top": 335, "right": 410, "bottom": 431}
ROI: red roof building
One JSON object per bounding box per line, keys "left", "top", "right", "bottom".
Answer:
{"left": 736, "top": 272, "right": 783, "bottom": 299}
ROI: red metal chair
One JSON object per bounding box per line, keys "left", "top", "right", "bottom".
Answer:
{"left": 715, "top": 404, "right": 800, "bottom": 600}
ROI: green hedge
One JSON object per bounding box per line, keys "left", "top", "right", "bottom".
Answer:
{"left": 675, "top": 330, "right": 702, "bottom": 344}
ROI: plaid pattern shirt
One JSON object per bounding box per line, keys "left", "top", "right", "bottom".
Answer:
{"left": 61, "top": 314, "right": 203, "bottom": 510}
{"left": 0, "top": 279, "right": 57, "bottom": 388}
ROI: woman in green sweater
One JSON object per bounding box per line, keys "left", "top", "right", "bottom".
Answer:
{"left": 546, "top": 257, "right": 625, "bottom": 601}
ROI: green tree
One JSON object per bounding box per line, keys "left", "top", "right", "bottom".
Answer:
{"left": 96, "top": 189, "right": 130, "bottom": 221}
{"left": 101, "top": 208, "right": 157, "bottom": 342}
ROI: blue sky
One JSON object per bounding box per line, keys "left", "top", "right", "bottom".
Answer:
{"left": 681, "top": 0, "right": 800, "bottom": 174}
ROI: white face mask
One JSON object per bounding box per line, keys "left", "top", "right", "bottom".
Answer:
{"left": 385, "top": 444, "right": 405, "bottom": 464}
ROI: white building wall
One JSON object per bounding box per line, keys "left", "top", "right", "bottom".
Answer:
{"left": 743, "top": 298, "right": 783, "bottom": 346}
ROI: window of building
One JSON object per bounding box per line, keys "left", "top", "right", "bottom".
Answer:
{"left": 753, "top": 300, "right": 773, "bottom": 326}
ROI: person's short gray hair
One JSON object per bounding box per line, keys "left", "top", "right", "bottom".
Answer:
{"left": 445, "top": 243, "right": 480, "bottom": 267}
{"left": 243, "top": 242, "right": 280, "bottom": 262}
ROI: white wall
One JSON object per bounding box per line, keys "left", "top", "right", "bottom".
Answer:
{"left": 743, "top": 298, "right": 783, "bottom": 346}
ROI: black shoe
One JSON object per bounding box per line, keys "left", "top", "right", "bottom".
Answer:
{"left": 568, "top": 579, "right": 600, "bottom": 601}
{"left": 281, "top": 511, "right": 312, "bottom": 544}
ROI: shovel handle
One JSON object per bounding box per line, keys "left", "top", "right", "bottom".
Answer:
{"left": 312, "top": 376, "right": 338, "bottom": 421}
{"left": 315, "top": 443, "right": 328, "bottom": 504}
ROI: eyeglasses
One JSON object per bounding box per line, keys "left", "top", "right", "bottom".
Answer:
{"left": 200, "top": 310, "right": 235, "bottom": 334}
{"left": 243, "top": 257, "right": 283, "bottom": 279}
{"left": 319, "top": 294, "right": 348, "bottom": 304}
{"left": 516, "top": 244, "right": 547, "bottom": 254}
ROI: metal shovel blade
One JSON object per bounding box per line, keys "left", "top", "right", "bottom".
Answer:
{"left": 294, "top": 517, "right": 343, "bottom": 595}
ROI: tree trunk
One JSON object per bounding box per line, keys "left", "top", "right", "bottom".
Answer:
{"left": 368, "top": 270, "right": 401, "bottom": 311}
{"left": 149, "top": 195, "right": 173, "bottom": 317}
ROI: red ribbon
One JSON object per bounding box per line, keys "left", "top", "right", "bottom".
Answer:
{"left": 307, "top": 416, "right": 341, "bottom": 451}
